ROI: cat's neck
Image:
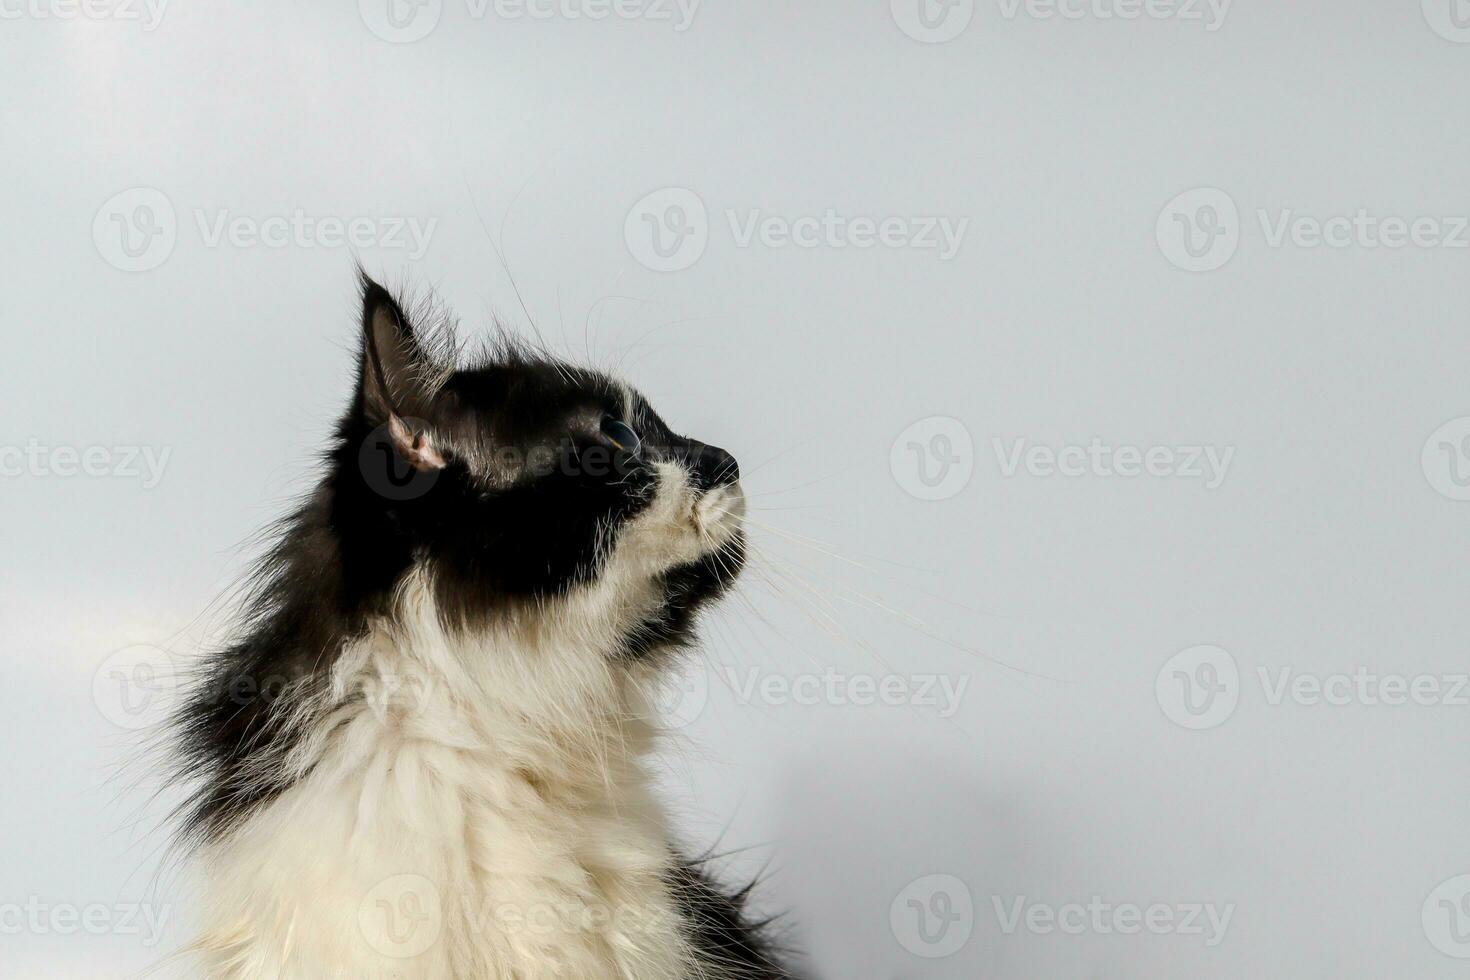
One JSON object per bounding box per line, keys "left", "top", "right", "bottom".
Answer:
{"left": 196, "top": 569, "right": 693, "bottom": 978}
{"left": 326, "top": 566, "right": 668, "bottom": 789}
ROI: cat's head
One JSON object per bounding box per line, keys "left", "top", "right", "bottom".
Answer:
{"left": 329, "top": 274, "right": 745, "bottom": 658}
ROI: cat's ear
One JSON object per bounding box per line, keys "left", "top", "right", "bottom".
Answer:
{"left": 358, "top": 273, "right": 447, "bottom": 472}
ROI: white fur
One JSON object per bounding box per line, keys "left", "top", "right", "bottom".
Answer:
{"left": 192, "top": 464, "right": 744, "bottom": 979}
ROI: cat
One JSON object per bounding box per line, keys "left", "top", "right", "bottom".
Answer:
{"left": 168, "top": 272, "right": 794, "bottom": 978}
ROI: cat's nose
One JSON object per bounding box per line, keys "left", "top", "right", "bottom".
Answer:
{"left": 686, "top": 440, "right": 740, "bottom": 490}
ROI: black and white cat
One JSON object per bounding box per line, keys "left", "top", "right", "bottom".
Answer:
{"left": 169, "top": 274, "right": 793, "bottom": 978}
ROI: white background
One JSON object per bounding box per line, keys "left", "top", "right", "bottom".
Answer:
{"left": 4, "top": 1, "right": 1470, "bottom": 976}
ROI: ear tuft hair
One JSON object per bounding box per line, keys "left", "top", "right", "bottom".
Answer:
{"left": 357, "top": 271, "right": 448, "bottom": 471}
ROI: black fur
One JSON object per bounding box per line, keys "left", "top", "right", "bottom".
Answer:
{"left": 667, "top": 858, "right": 798, "bottom": 979}
{"left": 170, "top": 274, "right": 792, "bottom": 977}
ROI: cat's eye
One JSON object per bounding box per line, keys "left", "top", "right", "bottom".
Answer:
{"left": 600, "top": 417, "right": 642, "bottom": 455}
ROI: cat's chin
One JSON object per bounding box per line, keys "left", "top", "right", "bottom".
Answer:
{"left": 673, "top": 526, "right": 747, "bottom": 612}
{"left": 693, "top": 481, "right": 745, "bottom": 547}
{"left": 679, "top": 480, "right": 746, "bottom": 607}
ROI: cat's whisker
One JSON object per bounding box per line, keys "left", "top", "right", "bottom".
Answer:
{"left": 732, "top": 553, "right": 974, "bottom": 732}
{"left": 741, "top": 513, "right": 1042, "bottom": 620}
{"left": 733, "top": 465, "right": 859, "bottom": 500}
{"left": 741, "top": 524, "right": 1069, "bottom": 684}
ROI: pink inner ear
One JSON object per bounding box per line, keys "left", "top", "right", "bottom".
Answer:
{"left": 388, "top": 414, "right": 447, "bottom": 472}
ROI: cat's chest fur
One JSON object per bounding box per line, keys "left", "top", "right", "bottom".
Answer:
{"left": 195, "top": 577, "right": 695, "bottom": 979}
